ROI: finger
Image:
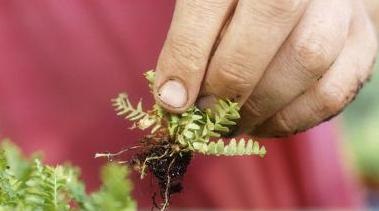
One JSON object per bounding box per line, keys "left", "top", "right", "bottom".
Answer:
{"left": 238, "top": 0, "right": 352, "bottom": 132}
{"left": 154, "top": 0, "right": 237, "bottom": 113}
{"left": 253, "top": 4, "right": 378, "bottom": 137}
{"left": 198, "top": 0, "right": 309, "bottom": 107}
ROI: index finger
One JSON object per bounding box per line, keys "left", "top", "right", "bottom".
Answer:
{"left": 154, "top": 0, "right": 237, "bottom": 113}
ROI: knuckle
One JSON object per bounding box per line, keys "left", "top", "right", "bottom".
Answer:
{"left": 252, "top": 0, "right": 304, "bottom": 22}
{"left": 317, "top": 83, "right": 351, "bottom": 116}
{"left": 275, "top": 112, "right": 295, "bottom": 134}
{"left": 244, "top": 98, "right": 266, "bottom": 119}
{"left": 215, "top": 60, "right": 253, "bottom": 94}
{"left": 186, "top": 0, "right": 231, "bottom": 11}
{"left": 165, "top": 35, "right": 207, "bottom": 73}
{"left": 268, "top": 0, "right": 304, "bottom": 14}
{"left": 292, "top": 36, "right": 331, "bottom": 78}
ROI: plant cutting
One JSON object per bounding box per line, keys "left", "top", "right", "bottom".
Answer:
{"left": 96, "top": 70, "right": 267, "bottom": 210}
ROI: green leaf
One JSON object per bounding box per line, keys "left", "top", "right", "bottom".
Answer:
{"left": 237, "top": 139, "right": 246, "bottom": 155}
{"left": 207, "top": 142, "right": 217, "bottom": 155}
{"left": 216, "top": 140, "right": 225, "bottom": 155}
{"left": 144, "top": 70, "right": 156, "bottom": 87}
{"left": 246, "top": 139, "right": 254, "bottom": 155}
{"left": 214, "top": 124, "right": 229, "bottom": 133}
{"left": 187, "top": 123, "right": 201, "bottom": 130}
{"left": 183, "top": 130, "right": 194, "bottom": 139}
{"left": 193, "top": 142, "right": 208, "bottom": 153}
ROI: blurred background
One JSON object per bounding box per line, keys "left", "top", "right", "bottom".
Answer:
{"left": 343, "top": 60, "right": 379, "bottom": 207}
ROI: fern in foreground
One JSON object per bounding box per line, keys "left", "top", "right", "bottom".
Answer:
{"left": 0, "top": 140, "right": 135, "bottom": 211}
{"left": 99, "top": 70, "right": 266, "bottom": 210}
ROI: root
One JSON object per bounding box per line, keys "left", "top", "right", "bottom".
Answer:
{"left": 161, "top": 157, "right": 175, "bottom": 211}
{"left": 96, "top": 134, "right": 192, "bottom": 211}
{"left": 140, "top": 149, "right": 169, "bottom": 179}
{"left": 94, "top": 145, "right": 141, "bottom": 161}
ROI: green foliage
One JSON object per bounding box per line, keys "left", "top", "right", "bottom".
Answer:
{"left": 0, "top": 140, "right": 136, "bottom": 211}
{"left": 88, "top": 164, "right": 135, "bottom": 211}
{"left": 112, "top": 70, "right": 266, "bottom": 157}
{"left": 23, "top": 160, "right": 72, "bottom": 210}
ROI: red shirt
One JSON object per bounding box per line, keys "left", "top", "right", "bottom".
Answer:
{"left": 0, "top": 0, "right": 363, "bottom": 209}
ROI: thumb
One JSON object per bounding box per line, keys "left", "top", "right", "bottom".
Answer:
{"left": 153, "top": 0, "right": 236, "bottom": 113}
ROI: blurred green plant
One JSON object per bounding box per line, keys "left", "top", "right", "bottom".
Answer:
{"left": 0, "top": 139, "right": 136, "bottom": 211}
{"left": 343, "top": 60, "right": 379, "bottom": 185}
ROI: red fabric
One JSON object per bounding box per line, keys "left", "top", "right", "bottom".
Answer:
{"left": 0, "top": 0, "right": 363, "bottom": 209}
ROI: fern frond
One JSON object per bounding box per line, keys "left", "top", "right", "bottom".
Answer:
{"left": 0, "top": 140, "right": 136, "bottom": 211}
{"left": 111, "top": 93, "right": 146, "bottom": 121}
{"left": 207, "top": 99, "right": 240, "bottom": 134}
{"left": 171, "top": 107, "right": 206, "bottom": 147}
{"left": 23, "top": 159, "right": 70, "bottom": 210}
{"left": 111, "top": 93, "right": 162, "bottom": 132}
{"left": 200, "top": 138, "right": 266, "bottom": 157}
{"left": 171, "top": 100, "right": 247, "bottom": 154}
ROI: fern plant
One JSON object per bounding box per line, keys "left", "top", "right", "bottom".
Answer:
{"left": 97, "top": 70, "right": 267, "bottom": 210}
{"left": 0, "top": 140, "right": 136, "bottom": 211}
{"left": 111, "top": 70, "right": 266, "bottom": 157}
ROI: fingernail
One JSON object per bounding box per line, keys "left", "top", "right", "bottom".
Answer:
{"left": 158, "top": 79, "right": 187, "bottom": 108}
{"left": 197, "top": 95, "right": 217, "bottom": 110}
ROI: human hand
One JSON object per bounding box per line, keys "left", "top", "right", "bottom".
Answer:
{"left": 153, "top": 0, "right": 378, "bottom": 137}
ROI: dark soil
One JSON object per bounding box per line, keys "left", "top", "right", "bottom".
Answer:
{"left": 148, "top": 148, "right": 192, "bottom": 196}
{"left": 129, "top": 131, "right": 192, "bottom": 210}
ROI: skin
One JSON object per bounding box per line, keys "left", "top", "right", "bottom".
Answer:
{"left": 154, "top": 0, "right": 379, "bottom": 137}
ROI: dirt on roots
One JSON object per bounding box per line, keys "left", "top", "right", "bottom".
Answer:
{"left": 129, "top": 133, "right": 192, "bottom": 210}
